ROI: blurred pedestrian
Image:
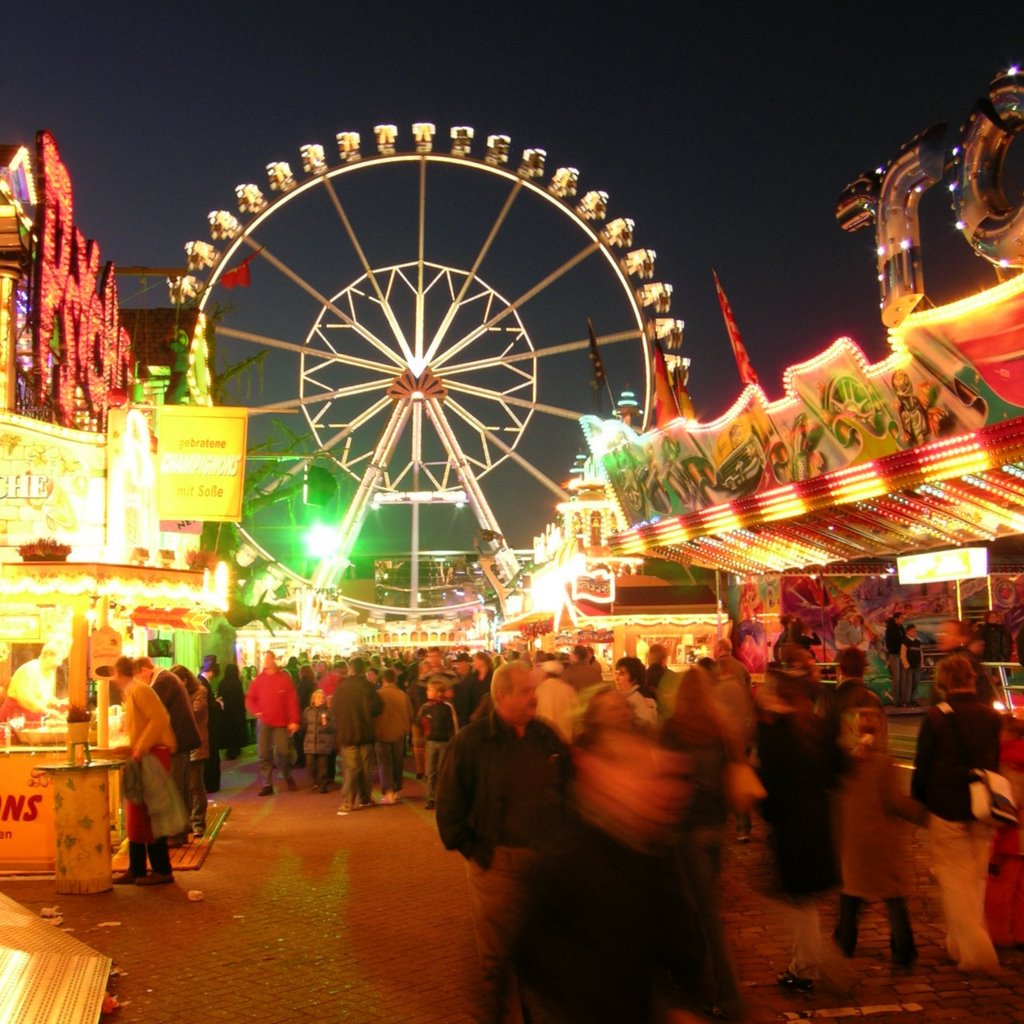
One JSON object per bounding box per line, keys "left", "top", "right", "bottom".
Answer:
{"left": 614, "top": 656, "right": 658, "bottom": 732}
{"left": 833, "top": 691, "right": 922, "bottom": 966}
{"left": 661, "top": 665, "right": 744, "bottom": 1018}
{"left": 758, "top": 645, "right": 838, "bottom": 992}
{"left": 985, "top": 715, "right": 1024, "bottom": 946}
{"left": 912, "top": 653, "right": 1002, "bottom": 972}
{"left": 333, "top": 656, "right": 383, "bottom": 814}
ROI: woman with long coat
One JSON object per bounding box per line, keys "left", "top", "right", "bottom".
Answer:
{"left": 217, "top": 663, "right": 250, "bottom": 759}
{"left": 833, "top": 690, "right": 923, "bottom": 964}
{"left": 757, "top": 645, "right": 838, "bottom": 992}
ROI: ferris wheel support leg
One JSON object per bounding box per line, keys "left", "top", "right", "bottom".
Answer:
{"left": 311, "top": 401, "right": 411, "bottom": 591}
{"left": 425, "top": 398, "right": 521, "bottom": 583}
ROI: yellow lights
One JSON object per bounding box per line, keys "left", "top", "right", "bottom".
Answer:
{"left": 638, "top": 282, "right": 673, "bottom": 312}
{"left": 602, "top": 218, "right": 635, "bottom": 248}
{"left": 185, "top": 240, "right": 218, "bottom": 271}
{"left": 622, "top": 248, "right": 656, "bottom": 279}
{"left": 235, "top": 183, "right": 267, "bottom": 214}
{"left": 300, "top": 144, "right": 327, "bottom": 174}
{"left": 517, "top": 149, "right": 546, "bottom": 179}
{"left": 575, "top": 190, "right": 609, "bottom": 221}
{"left": 412, "top": 123, "right": 436, "bottom": 153}
{"left": 266, "top": 161, "right": 296, "bottom": 192}
{"left": 374, "top": 124, "right": 398, "bottom": 155}
{"left": 450, "top": 126, "right": 474, "bottom": 157}
{"left": 0, "top": 561, "right": 230, "bottom": 612}
{"left": 892, "top": 262, "right": 1024, "bottom": 334}
{"left": 548, "top": 166, "right": 579, "bottom": 198}
{"left": 485, "top": 135, "right": 511, "bottom": 166}
{"left": 336, "top": 131, "right": 362, "bottom": 163}
{"left": 208, "top": 210, "right": 240, "bottom": 239}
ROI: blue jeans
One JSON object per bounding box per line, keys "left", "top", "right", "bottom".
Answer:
{"left": 340, "top": 744, "right": 373, "bottom": 808}
{"left": 376, "top": 737, "right": 406, "bottom": 794}
{"left": 425, "top": 739, "right": 450, "bottom": 803}
{"left": 257, "top": 721, "right": 294, "bottom": 787}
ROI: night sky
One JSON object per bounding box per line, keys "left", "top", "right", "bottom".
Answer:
{"left": 5, "top": 5, "right": 1022, "bottom": 554}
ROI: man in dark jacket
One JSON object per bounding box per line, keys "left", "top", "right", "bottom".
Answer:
{"left": 436, "top": 659, "right": 571, "bottom": 1024}
{"left": 884, "top": 611, "right": 906, "bottom": 705}
{"left": 332, "top": 656, "right": 383, "bottom": 813}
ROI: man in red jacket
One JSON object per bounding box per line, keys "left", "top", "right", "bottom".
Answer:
{"left": 246, "top": 651, "right": 300, "bottom": 796}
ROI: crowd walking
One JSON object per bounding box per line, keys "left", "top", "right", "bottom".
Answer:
{"left": 87, "top": 633, "right": 1024, "bottom": 1022}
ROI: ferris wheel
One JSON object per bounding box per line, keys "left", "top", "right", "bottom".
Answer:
{"left": 175, "top": 123, "right": 682, "bottom": 610}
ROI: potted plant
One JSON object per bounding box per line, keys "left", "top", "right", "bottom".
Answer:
{"left": 186, "top": 548, "right": 218, "bottom": 571}
{"left": 17, "top": 538, "right": 72, "bottom": 562}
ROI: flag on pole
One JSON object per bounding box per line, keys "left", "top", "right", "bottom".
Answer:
{"left": 669, "top": 357, "right": 696, "bottom": 420}
{"left": 221, "top": 250, "right": 261, "bottom": 289}
{"left": 712, "top": 269, "right": 760, "bottom": 388}
{"left": 587, "top": 317, "right": 607, "bottom": 388}
{"left": 652, "top": 338, "right": 680, "bottom": 429}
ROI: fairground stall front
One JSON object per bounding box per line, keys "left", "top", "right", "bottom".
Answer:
{"left": 583, "top": 67, "right": 1024, "bottom": 703}
{"left": 0, "top": 133, "right": 232, "bottom": 872}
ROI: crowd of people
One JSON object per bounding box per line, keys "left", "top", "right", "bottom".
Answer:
{"left": 104, "top": 626, "right": 1024, "bottom": 1023}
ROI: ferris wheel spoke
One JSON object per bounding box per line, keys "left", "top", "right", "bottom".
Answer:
{"left": 442, "top": 327, "right": 642, "bottom": 376}
{"left": 444, "top": 379, "right": 578, "bottom": 421}
{"left": 239, "top": 236, "right": 413, "bottom": 367}
{"left": 423, "top": 177, "right": 525, "bottom": 365}
{"left": 433, "top": 241, "right": 600, "bottom": 370}
{"left": 312, "top": 395, "right": 393, "bottom": 452}
{"left": 321, "top": 176, "right": 409, "bottom": 353}
{"left": 416, "top": 158, "right": 427, "bottom": 363}
{"left": 445, "top": 397, "right": 570, "bottom": 501}
{"left": 250, "top": 378, "right": 393, "bottom": 415}
{"left": 218, "top": 325, "right": 400, "bottom": 375}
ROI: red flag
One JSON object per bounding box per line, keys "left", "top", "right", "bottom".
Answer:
{"left": 669, "top": 357, "right": 696, "bottom": 420}
{"left": 652, "top": 339, "right": 680, "bottom": 429}
{"left": 221, "top": 250, "right": 260, "bottom": 289}
{"left": 712, "top": 270, "right": 760, "bottom": 388}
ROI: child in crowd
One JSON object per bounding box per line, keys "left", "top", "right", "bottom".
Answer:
{"left": 302, "top": 689, "right": 335, "bottom": 793}
{"left": 833, "top": 691, "right": 923, "bottom": 966}
{"left": 418, "top": 673, "right": 459, "bottom": 810}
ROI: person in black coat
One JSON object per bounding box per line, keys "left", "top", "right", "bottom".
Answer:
{"left": 217, "top": 663, "right": 250, "bottom": 758}
{"left": 198, "top": 655, "right": 224, "bottom": 792}
{"left": 757, "top": 645, "right": 838, "bottom": 992}
{"left": 911, "top": 653, "right": 1002, "bottom": 973}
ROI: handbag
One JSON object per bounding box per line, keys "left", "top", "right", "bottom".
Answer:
{"left": 938, "top": 702, "right": 1019, "bottom": 828}
{"left": 725, "top": 760, "right": 767, "bottom": 816}
{"left": 968, "top": 768, "right": 1019, "bottom": 828}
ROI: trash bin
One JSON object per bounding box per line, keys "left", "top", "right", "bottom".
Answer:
{"left": 37, "top": 762, "right": 120, "bottom": 894}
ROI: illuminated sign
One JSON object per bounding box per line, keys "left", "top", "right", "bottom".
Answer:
{"left": 155, "top": 406, "right": 248, "bottom": 522}
{"left": 0, "top": 615, "right": 40, "bottom": 641}
{"left": 897, "top": 547, "right": 988, "bottom": 584}
{"left": 572, "top": 570, "right": 615, "bottom": 604}
{"left": 372, "top": 489, "right": 467, "bottom": 506}
{"left": 31, "top": 132, "right": 132, "bottom": 430}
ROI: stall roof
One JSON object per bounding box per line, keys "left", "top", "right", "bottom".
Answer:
{"left": 609, "top": 419, "right": 1024, "bottom": 574}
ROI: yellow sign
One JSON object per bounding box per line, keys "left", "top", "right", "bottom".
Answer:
{"left": 897, "top": 547, "right": 988, "bottom": 585}
{"left": 155, "top": 406, "right": 248, "bottom": 522}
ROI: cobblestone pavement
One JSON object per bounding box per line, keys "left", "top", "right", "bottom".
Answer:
{"left": 2, "top": 754, "right": 1024, "bottom": 1023}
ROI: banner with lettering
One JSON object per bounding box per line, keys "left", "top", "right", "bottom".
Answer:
{"left": 155, "top": 407, "right": 248, "bottom": 522}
